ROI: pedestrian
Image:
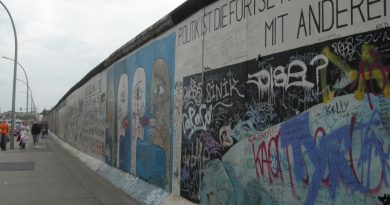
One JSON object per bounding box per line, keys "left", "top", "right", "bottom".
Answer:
{"left": 31, "top": 120, "right": 41, "bottom": 146}
{"left": 0, "top": 118, "right": 9, "bottom": 151}
{"left": 19, "top": 126, "right": 28, "bottom": 149}
{"left": 42, "top": 121, "right": 49, "bottom": 138}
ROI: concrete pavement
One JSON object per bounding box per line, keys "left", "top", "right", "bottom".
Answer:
{"left": 0, "top": 134, "right": 142, "bottom": 205}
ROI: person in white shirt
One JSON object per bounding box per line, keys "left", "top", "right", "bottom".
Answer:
{"left": 19, "top": 126, "right": 28, "bottom": 149}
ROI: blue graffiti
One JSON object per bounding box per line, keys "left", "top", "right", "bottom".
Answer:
{"left": 280, "top": 110, "right": 390, "bottom": 205}
{"left": 355, "top": 110, "right": 390, "bottom": 190}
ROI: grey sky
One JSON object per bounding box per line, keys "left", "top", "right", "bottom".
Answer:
{"left": 0, "top": 0, "right": 185, "bottom": 113}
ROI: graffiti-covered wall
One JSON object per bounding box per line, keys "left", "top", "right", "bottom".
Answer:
{"left": 51, "top": 72, "right": 107, "bottom": 161}
{"left": 48, "top": 0, "right": 390, "bottom": 204}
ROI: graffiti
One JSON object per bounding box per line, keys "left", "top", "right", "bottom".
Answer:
{"left": 181, "top": 64, "right": 247, "bottom": 202}
{"left": 51, "top": 73, "right": 107, "bottom": 161}
{"left": 247, "top": 54, "right": 330, "bottom": 120}
{"left": 106, "top": 73, "right": 115, "bottom": 165}
{"left": 181, "top": 136, "right": 208, "bottom": 201}
{"left": 205, "top": 73, "right": 245, "bottom": 104}
{"left": 245, "top": 102, "right": 277, "bottom": 131}
{"left": 177, "top": 28, "right": 390, "bottom": 204}
{"left": 46, "top": 0, "right": 390, "bottom": 203}
{"left": 324, "top": 100, "right": 349, "bottom": 115}
{"left": 201, "top": 131, "right": 223, "bottom": 157}
{"left": 330, "top": 30, "right": 390, "bottom": 61}
{"left": 183, "top": 78, "right": 203, "bottom": 108}
{"left": 281, "top": 108, "right": 390, "bottom": 204}
{"left": 322, "top": 43, "right": 390, "bottom": 107}
{"left": 182, "top": 137, "right": 210, "bottom": 175}
{"left": 231, "top": 119, "right": 257, "bottom": 141}
{"left": 289, "top": 52, "right": 319, "bottom": 66}
{"left": 71, "top": 28, "right": 375, "bottom": 204}
{"left": 204, "top": 94, "right": 390, "bottom": 205}
{"left": 379, "top": 194, "right": 390, "bottom": 205}
{"left": 247, "top": 59, "right": 316, "bottom": 97}
{"left": 252, "top": 131, "right": 285, "bottom": 185}
{"left": 183, "top": 104, "right": 212, "bottom": 139}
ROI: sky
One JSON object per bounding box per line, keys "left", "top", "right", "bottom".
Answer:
{"left": 0, "top": 0, "right": 186, "bottom": 113}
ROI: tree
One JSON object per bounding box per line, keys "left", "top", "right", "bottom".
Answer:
{"left": 41, "top": 109, "right": 50, "bottom": 117}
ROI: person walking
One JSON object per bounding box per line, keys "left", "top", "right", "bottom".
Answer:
{"left": 19, "top": 126, "right": 28, "bottom": 149}
{"left": 42, "top": 121, "right": 49, "bottom": 138}
{"left": 0, "top": 118, "right": 10, "bottom": 151}
{"left": 31, "top": 120, "right": 41, "bottom": 147}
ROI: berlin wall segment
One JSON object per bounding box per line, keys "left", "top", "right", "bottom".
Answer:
{"left": 180, "top": 28, "right": 390, "bottom": 204}
{"left": 47, "top": 0, "right": 390, "bottom": 204}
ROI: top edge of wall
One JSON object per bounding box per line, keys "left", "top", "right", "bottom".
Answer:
{"left": 51, "top": 0, "right": 218, "bottom": 112}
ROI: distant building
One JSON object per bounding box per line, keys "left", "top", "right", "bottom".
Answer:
{"left": 1, "top": 110, "right": 38, "bottom": 120}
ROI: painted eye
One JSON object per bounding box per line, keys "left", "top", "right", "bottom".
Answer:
{"left": 134, "top": 87, "right": 143, "bottom": 100}
{"left": 154, "top": 83, "right": 165, "bottom": 95}
{"left": 133, "top": 81, "right": 144, "bottom": 100}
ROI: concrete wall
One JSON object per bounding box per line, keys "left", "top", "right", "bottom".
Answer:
{"left": 48, "top": 0, "right": 390, "bottom": 204}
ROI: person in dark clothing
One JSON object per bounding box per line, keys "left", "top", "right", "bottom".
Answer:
{"left": 41, "top": 121, "right": 49, "bottom": 138}
{"left": 31, "top": 120, "right": 42, "bottom": 146}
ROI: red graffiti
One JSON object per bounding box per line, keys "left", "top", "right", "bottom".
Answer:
{"left": 252, "top": 132, "right": 294, "bottom": 187}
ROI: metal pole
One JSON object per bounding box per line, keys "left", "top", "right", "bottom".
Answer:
{"left": 29, "top": 84, "right": 33, "bottom": 115}
{"left": 3, "top": 57, "right": 28, "bottom": 117}
{"left": 25, "top": 79, "right": 28, "bottom": 116}
{"left": 16, "top": 78, "right": 31, "bottom": 115}
{"left": 30, "top": 87, "right": 33, "bottom": 115}
{"left": 19, "top": 78, "right": 34, "bottom": 115}
{"left": 0, "top": 1, "right": 18, "bottom": 149}
{"left": 27, "top": 84, "right": 34, "bottom": 114}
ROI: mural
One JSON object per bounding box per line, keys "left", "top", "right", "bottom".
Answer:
{"left": 47, "top": 0, "right": 390, "bottom": 204}
{"left": 151, "top": 58, "right": 172, "bottom": 190}
{"left": 105, "top": 34, "right": 176, "bottom": 191}
{"left": 131, "top": 67, "right": 146, "bottom": 176}
{"left": 106, "top": 62, "right": 127, "bottom": 168}
{"left": 117, "top": 74, "right": 129, "bottom": 168}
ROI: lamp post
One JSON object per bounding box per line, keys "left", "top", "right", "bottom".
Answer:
{"left": 16, "top": 78, "right": 35, "bottom": 114}
{"left": 0, "top": 1, "right": 18, "bottom": 149}
{"left": 19, "top": 91, "right": 32, "bottom": 116}
{"left": 4, "top": 57, "right": 28, "bottom": 117}
{"left": 16, "top": 78, "right": 34, "bottom": 116}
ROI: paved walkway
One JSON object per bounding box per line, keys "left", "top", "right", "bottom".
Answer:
{"left": 0, "top": 134, "right": 141, "bottom": 205}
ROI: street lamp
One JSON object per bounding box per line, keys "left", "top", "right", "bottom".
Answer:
{"left": 0, "top": 1, "right": 18, "bottom": 149}
{"left": 3, "top": 57, "right": 29, "bottom": 117}
{"left": 16, "top": 78, "right": 34, "bottom": 115}
{"left": 19, "top": 91, "right": 35, "bottom": 116}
